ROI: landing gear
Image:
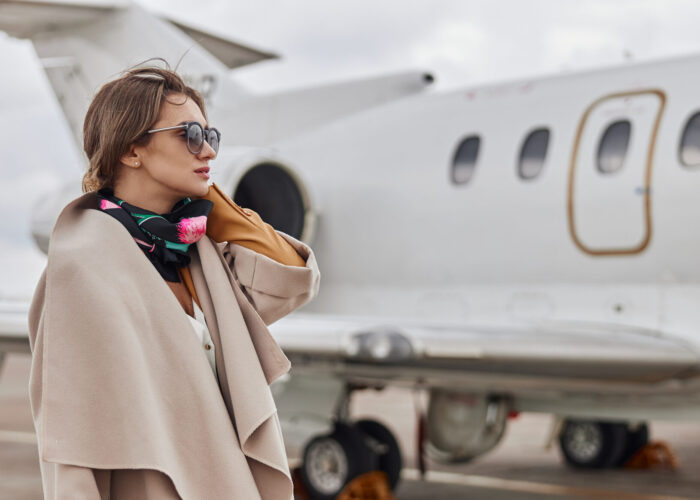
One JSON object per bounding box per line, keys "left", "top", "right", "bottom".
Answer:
{"left": 300, "top": 422, "right": 378, "bottom": 500}
{"left": 284, "top": 380, "right": 403, "bottom": 498}
{"left": 617, "top": 423, "right": 650, "bottom": 466}
{"left": 355, "top": 419, "right": 402, "bottom": 490}
{"left": 558, "top": 419, "right": 649, "bottom": 469}
{"left": 299, "top": 419, "right": 402, "bottom": 499}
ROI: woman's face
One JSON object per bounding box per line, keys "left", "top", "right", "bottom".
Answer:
{"left": 133, "top": 93, "right": 216, "bottom": 200}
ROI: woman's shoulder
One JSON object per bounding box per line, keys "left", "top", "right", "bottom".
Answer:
{"left": 48, "top": 191, "right": 129, "bottom": 267}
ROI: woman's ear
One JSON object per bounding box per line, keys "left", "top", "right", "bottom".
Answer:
{"left": 119, "top": 144, "right": 141, "bottom": 169}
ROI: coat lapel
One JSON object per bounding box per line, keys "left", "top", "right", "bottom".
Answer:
{"left": 190, "top": 229, "right": 293, "bottom": 497}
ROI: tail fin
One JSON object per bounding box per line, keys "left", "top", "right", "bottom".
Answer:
{"left": 0, "top": 0, "right": 276, "bottom": 148}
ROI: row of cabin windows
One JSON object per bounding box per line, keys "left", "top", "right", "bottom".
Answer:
{"left": 450, "top": 111, "right": 700, "bottom": 185}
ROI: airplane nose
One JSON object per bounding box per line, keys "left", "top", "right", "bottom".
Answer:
{"left": 31, "top": 180, "right": 82, "bottom": 254}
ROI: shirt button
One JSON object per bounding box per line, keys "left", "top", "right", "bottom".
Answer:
{"left": 205, "top": 343, "right": 212, "bottom": 350}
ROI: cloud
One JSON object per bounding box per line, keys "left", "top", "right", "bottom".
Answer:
{"left": 138, "top": 0, "right": 700, "bottom": 94}
{"left": 545, "top": 26, "right": 623, "bottom": 69}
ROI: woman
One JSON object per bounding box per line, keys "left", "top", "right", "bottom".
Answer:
{"left": 27, "top": 64, "right": 320, "bottom": 499}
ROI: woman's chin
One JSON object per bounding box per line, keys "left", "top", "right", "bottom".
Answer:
{"left": 189, "top": 181, "right": 211, "bottom": 198}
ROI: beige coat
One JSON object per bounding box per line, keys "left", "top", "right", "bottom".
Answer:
{"left": 28, "top": 191, "right": 320, "bottom": 499}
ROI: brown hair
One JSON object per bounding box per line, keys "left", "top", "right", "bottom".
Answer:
{"left": 82, "top": 59, "right": 207, "bottom": 193}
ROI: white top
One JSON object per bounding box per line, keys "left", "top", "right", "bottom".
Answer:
{"left": 185, "top": 298, "right": 217, "bottom": 376}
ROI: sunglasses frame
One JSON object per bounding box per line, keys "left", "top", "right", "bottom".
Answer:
{"left": 147, "top": 121, "right": 221, "bottom": 155}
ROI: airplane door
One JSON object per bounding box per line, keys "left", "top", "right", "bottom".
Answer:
{"left": 568, "top": 90, "right": 665, "bottom": 255}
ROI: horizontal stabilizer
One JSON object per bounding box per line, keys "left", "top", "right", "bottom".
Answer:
{"left": 0, "top": 1, "right": 277, "bottom": 70}
{"left": 163, "top": 15, "right": 279, "bottom": 69}
{"left": 0, "top": 0, "right": 122, "bottom": 38}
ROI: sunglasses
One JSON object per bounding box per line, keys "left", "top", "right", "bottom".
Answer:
{"left": 147, "top": 121, "right": 221, "bottom": 155}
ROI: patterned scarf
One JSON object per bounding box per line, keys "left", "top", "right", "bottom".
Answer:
{"left": 96, "top": 188, "right": 213, "bottom": 282}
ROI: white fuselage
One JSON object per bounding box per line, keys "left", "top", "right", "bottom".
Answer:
{"left": 216, "top": 56, "right": 700, "bottom": 352}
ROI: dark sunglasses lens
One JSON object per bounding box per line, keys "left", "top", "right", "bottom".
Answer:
{"left": 206, "top": 129, "right": 219, "bottom": 153}
{"left": 186, "top": 123, "right": 204, "bottom": 152}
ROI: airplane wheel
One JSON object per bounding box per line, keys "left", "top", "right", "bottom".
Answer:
{"left": 355, "top": 419, "right": 403, "bottom": 491}
{"left": 616, "top": 423, "right": 650, "bottom": 467}
{"left": 559, "top": 419, "right": 627, "bottom": 469}
{"left": 300, "top": 422, "right": 377, "bottom": 500}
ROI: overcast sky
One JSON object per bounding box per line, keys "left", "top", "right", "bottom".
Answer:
{"left": 3, "top": 0, "right": 700, "bottom": 297}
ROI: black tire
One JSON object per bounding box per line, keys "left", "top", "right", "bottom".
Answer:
{"left": 559, "top": 419, "right": 628, "bottom": 469}
{"left": 616, "top": 423, "right": 650, "bottom": 467}
{"left": 355, "top": 419, "right": 403, "bottom": 491}
{"left": 300, "top": 422, "right": 378, "bottom": 500}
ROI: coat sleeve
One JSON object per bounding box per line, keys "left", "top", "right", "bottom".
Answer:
{"left": 218, "top": 231, "right": 321, "bottom": 326}
{"left": 201, "top": 182, "right": 307, "bottom": 267}
{"left": 200, "top": 182, "right": 321, "bottom": 325}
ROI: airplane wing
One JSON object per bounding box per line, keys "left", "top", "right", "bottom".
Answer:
{"left": 5, "top": 297, "right": 699, "bottom": 398}
{"left": 0, "top": 299, "right": 30, "bottom": 354}
{"left": 269, "top": 314, "right": 700, "bottom": 397}
{"left": 4, "top": 301, "right": 698, "bottom": 395}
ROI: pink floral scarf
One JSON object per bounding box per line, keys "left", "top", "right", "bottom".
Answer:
{"left": 96, "top": 188, "right": 213, "bottom": 282}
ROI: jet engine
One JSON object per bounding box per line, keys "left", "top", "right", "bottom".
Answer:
{"left": 228, "top": 160, "right": 315, "bottom": 243}
{"left": 425, "top": 389, "right": 509, "bottom": 463}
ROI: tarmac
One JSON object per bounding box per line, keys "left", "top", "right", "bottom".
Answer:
{"left": 2, "top": 353, "right": 700, "bottom": 499}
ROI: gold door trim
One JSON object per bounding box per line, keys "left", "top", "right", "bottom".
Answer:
{"left": 567, "top": 89, "right": 666, "bottom": 256}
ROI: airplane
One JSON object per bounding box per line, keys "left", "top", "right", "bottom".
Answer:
{"left": 3, "top": 0, "right": 700, "bottom": 498}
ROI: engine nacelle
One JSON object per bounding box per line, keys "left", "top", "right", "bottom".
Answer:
{"left": 224, "top": 157, "right": 316, "bottom": 244}
{"left": 425, "top": 389, "right": 509, "bottom": 464}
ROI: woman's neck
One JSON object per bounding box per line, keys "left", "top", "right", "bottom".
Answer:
{"left": 113, "top": 177, "right": 183, "bottom": 214}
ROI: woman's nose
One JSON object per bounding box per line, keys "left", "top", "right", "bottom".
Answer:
{"left": 199, "top": 140, "right": 217, "bottom": 160}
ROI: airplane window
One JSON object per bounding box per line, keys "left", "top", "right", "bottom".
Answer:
{"left": 451, "top": 136, "right": 480, "bottom": 184}
{"left": 518, "top": 128, "right": 550, "bottom": 180}
{"left": 679, "top": 111, "right": 700, "bottom": 167}
{"left": 597, "top": 120, "right": 631, "bottom": 174}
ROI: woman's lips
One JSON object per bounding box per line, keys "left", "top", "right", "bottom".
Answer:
{"left": 195, "top": 166, "right": 210, "bottom": 179}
